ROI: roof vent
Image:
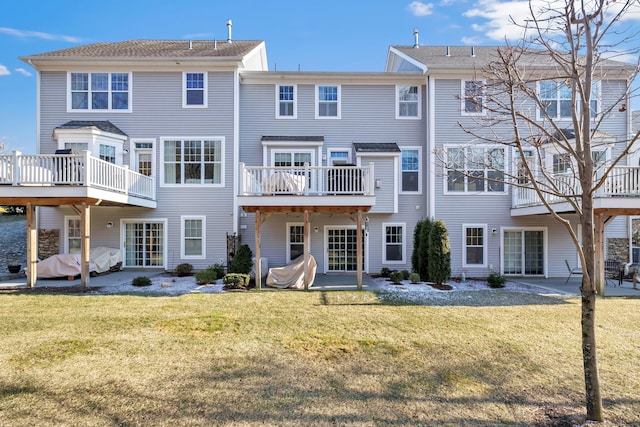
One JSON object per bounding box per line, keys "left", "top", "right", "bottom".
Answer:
{"left": 227, "top": 19, "right": 233, "bottom": 43}
{"left": 412, "top": 28, "right": 419, "bottom": 48}
{"left": 213, "top": 39, "right": 217, "bottom": 50}
{"left": 189, "top": 40, "right": 193, "bottom": 50}
{"left": 445, "top": 46, "right": 450, "bottom": 57}
{"left": 471, "top": 46, "right": 476, "bottom": 57}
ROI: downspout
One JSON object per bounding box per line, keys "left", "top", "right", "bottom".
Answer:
{"left": 427, "top": 75, "right": 436, "bottom": 219}
{"left": 232, "top": 69, "right": 240, "bottom": 234}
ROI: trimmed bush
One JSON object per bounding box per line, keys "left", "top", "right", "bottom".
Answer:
{"left": 211, "top": 263, "right": 225, "bottom": 278}
{"left": 418, "top": 218, "right": 432, "bottom": 281}
{"left": 428, "top": 219, "right": 451, "bottom": 286}
{"left": 223, "top": 273, "right": 251, "bottom": 290}
{"left": 229, "top": 245, "right": 253, "bottom": 274}
{"left": 195, "top": 267, "right": 218, "bottom": 285}
{"left": 401, "top": 270, "right": 410, "bottom": 280}
{"left": 380, "top": 267, "right": 391, "bottom": 278}
{"left": 131, "top": 276, "right": 152, "bottom": 287}
{"left": 412, "top": 219, "right": 424, "bottom": 274}
{"left": 389, "top": 271, "right": 404, "bottom": 284}
{"left": 175, "top": 263, "right": 193, "bottom": 277}
{"left": 487, "top": 272, "right": 507, "bottom": 288}
{"left": 409, "top": 272, "right": 421, "bottom": 284}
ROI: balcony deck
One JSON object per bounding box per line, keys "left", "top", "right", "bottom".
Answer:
{"left": 512, "top": 166, "right": 640, "bottom": 216}
{"left": 0, "top": 151, "right": 156, "bottom": 208}
{"left": 237, "top": 163, "right": 376, "bottom": 213}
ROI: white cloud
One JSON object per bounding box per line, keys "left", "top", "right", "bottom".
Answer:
{"left": 461, "top": 36, "right": 483, "bottom": 45}
{"left": 14, "top": 68, "right": 32, "bottom": 76}
{"left": 408, "top": 1, "right": 435, "bottom": 16}
{"left": 463, "top": 0, "right": 530, "bottom": 41}
{"left": 0, "top": 26, "right": 83, "bottom": 43}
{"left": 0, "top": 65, "right": 10, "bottom": 76}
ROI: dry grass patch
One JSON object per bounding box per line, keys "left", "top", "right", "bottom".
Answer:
{"left": 0, "top": 291, "right": 638, "bottom": 426}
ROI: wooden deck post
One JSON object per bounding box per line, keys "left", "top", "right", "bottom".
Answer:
{"left": 356, "top": 210, "right": 363, "bottom": 290}
{"left": 255, "top": 209, "right": 262, "bottom": 290}
{"left": 303, "top": 210, "right": 310, "bottom": 290}
{"left": 25, "top": 203, "right": 37, "bottom": 288}
{"left": 594, "top": 213, "right": 605, "bottom": 296}
{"left": 80, "top": 203, "right": 90, "bottom": 288}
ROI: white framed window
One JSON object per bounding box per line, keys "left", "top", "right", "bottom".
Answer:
{"left": 161, "top": 137, "right": 224, "bottom": 186}
{"left": 383, "top": 223, "right": 405, "bottom": 264}
{"left": 183, "top": 72, "right": 207, "bottom": 108}
{"left": 396, "top": 85, "right": 421, "bottom": 118}
{"left": 287, "top": 223, "right": 305, "bottom": 262}
{"left": 400, "top": 147, "right": 421, "bottom": 193}
{"left": 64, "top": 142, "right": 89, "bottom": 152}
{"left": 122, "top": 219, "right": 167, "bottom": 268}
{"left": 276, "top": 84, "right": 297, "bottom": 118}
{"left": 99, "top": 144, "right": 116, "bottom": 164}
{"left": 445, "top": 146, "right": 506, "bottom": 194}
{"left": 64, "top": 216, "right": 81, "bottom": 254}
{"left": 463, "top": 224, "right": 487, "bottom": 267}
{"left": 462, "top": 80, "right": 484, "bottom": 115}
{"left": 327, "top": 149, "right": 351, "bottom": 166}
{"left": 538, "top": 80, "right": 600, "bottom": 120}
{"left": 272, "top": 150, "right": 314, "bottom": 167}
{"left": 130, "top": 139, "right": 155, "bottom": 177}
{"left": 181, "top": 216, "right": 205, "bottom": 259}
{"left": 68, "top": 72, "right": 131, "bottom": 112}
{"left": 316, "top": 85, "right": 341, "bottom": 118}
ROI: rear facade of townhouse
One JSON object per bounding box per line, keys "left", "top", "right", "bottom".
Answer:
{"left": 5, "top": 32, "right": 636, "bottom": 287}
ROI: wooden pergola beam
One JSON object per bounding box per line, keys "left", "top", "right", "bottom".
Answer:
{"left": 25, "top": 203, "right": 37, "bottom": 288}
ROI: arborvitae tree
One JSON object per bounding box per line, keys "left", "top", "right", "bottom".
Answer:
{"left": 229, "top": 244, "right": 253, "bottom": 274}
{"left": 418, "top": 218, "right": 432, "bottom": 281}
{"left": 412, "top": 219, "right": 424, "bottom": 274}
{"left": 428, "top": 219, "right": 450, "bottom": 285}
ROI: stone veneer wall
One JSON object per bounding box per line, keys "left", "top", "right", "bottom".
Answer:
{"left": 607, "top": 237, "right": 628, "bottom": 263}
{"left": 38, "top": 229, "right": 60, "bottom": 260}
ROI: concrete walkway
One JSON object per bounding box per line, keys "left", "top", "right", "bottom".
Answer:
{"left": 512, "top": 276, "right": 640, "bottom": 297}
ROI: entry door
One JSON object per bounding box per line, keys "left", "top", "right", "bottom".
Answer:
{"left": 503, "top": 230, "right": 544, "bottom": 275}
{"left": 326, "top": 227, "right": 364, "bottom": 272}
{"left": 124, "top": 221, "right": 165, "bottom": 267}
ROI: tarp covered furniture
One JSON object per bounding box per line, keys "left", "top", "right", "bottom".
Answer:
{"left": 37, "top": 247, "right": 122, "bottom": 278}
{"left": 266, "top": 255, "right": 316, "bottom": 289}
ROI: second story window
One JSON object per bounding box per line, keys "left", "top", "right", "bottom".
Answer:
{"left": 397, "top": 85, "right": 420, "bottom": 118}
{"left": 69, "top": 72, "right": 130, "bottom": 111}
{"left": 462, "top": 80, "right": 484, "bottom": 114}
{"left": 401, "top": 148, "right": 421, "bottom": 193}
{"left": 539, "top": 81, "right": 599, "bottom": 119}
{"left": 446, "top": 146, "right": 506, "bottom": 194}
{"left": 99, "top": 144, "right": 116, "bottom": 164}
{"left": 162, "top": 138, "right": 223, "bottom": 186}
{"left": 277, "top": 85, "right": 297, "bottom": 118}
{"left": 316, "top": 85, "right": 340, "bottom": 118}
{"left": 183, "top": 72, "right": 207, "bottom": 108}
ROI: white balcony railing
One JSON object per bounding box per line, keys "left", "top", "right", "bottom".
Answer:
{"left": 0, "top": 151, "right": 155, "bottom": 200}
{"left": 239, "top": 163, "right": 375, "bottom": 196}
{"left": 513, "top": 166, "right": 640, "bottom": 208}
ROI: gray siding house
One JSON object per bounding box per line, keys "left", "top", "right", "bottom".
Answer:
{"left": 4, "top": 35, "right": 637, "bottom": 287}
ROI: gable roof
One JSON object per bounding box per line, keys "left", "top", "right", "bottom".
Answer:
{"left": 353, "top": 143, "right": 401, "bottom": 153}
{"left": 388, "top": 45, "right": 634, "bottom": 74}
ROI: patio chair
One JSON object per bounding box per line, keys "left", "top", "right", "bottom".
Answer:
{"left": 565, "top": 259, "right": 583, "bottom": 284}
{"left": 604, "top": 259, "right": 622, "bottom": 287}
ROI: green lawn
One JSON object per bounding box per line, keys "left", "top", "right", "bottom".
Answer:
{"left": 0, "top": 290, "right": 638, "bottom": 426}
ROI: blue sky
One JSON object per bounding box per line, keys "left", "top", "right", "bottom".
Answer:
{"left": 1, "top": 0, "right": 639, "bottom": 154}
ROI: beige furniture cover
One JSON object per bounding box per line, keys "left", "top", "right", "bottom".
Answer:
{"left": 37, "top": 247, "right": 122, "bottom": 278}
{"left": 266, "top": 255, "right": 317, "bottom": 289}
{"left": 262, "top": 172, "right": 306, "bottom": 194}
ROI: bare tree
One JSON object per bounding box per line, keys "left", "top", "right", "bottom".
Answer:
{"left": 437, "top": 0, "right": 639, "bottom": 421}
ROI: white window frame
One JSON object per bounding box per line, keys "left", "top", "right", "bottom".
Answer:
{"left": 396, "top": 85, "right": 421, "bottom": 119}
{"left": 315, "top": 85, "right": 341, "bottom": 119}
{"left": 64, "top": 215, "right": 81, "bottom": 254}
{"left": 67, "top": 72, "right": 132, "bottom": 112}
{"left": 327, "top": 148, "right": 352, "bottom": 166}
{"left": 99, "top": 144, "right": 116, "bottom": 164}
{"left": 182, "top": 72, "right": 208, "bottom": 108}
{"left": 276, "top": 84, "right": 297, "bottom": 119}
{"left": 537, "top": 80, "right": 601, "bottom": 120}
{"left": 286, "top": 222, "right": 306, "bottom": 262}
{"left": 444, "top": 145, "right": 507, "bottom": 195}
{"left": 382, "top": 223, "right": 406, "bottom": 264}
{"left": 181, "top": 215, "right": 206, "bottom": 259}
{"left": 129, "top": 138, "right": 155, "bottom": 176}
{"left": 500, "top": 226, "right": 548, "bottom": 277}
{"left": 160, "top": 137, "right": 225, "bottom": 187}
{"left": 400, "top": 147, "right": 422, "bottom": 194}
{"left": 461, "top": 79, "right": 485, "bottom": 115}
{"left": 270, "top": 149, "right": 316, "bottom": 167}
{"left": 462, "top": 224, "right": 487, "bottom": 268}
